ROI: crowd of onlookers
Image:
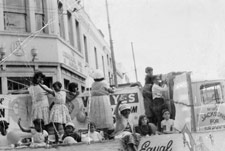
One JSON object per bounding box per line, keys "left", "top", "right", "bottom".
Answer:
{"left": 11, "top": 67, "right": 179, "bottom": 151}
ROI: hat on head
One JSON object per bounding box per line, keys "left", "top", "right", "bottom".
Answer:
{"left": 92, "top": 69, "right": 104, "bottom": 80}
{"left": 65, "top": 122, "right": 75, "bottom": 128}
{"left": 145, "top": 67, "right": 153, "bottom": 73}
{"left": 119, "top": 104, "right": 131, "bottom": 112}
{"left": 162, "top": 108, "right": 170, "bottom": 115}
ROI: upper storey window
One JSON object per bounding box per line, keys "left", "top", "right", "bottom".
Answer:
{"left": 3, "top": 0, "right": 27, "bottom": 32}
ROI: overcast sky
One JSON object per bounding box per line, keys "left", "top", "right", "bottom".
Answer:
{"left": 83, "top": 0, "right": 225, "bottom": 84}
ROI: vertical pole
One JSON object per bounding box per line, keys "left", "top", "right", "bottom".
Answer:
{"left": 187, "top": 72, "right": 196, "bottom": 132}
{"left": 105, "top": 0, "right": 118, "bottom": 87}
{"left": 131, "top": 42, "right": 138, "bottom": 82}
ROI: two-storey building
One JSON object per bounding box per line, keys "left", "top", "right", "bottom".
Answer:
{"left": 0, "top": 0, "right": 113, "bottom": 94}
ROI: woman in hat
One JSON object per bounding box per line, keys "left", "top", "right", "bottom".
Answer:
{"left": 111, "top": 100, "right": 140, "bottom": 151}
{"left": 89, "top": 69, "right": 114, "bottom": 131}
{"left": 28, "top": 71, "right": 51, "bottom": 127}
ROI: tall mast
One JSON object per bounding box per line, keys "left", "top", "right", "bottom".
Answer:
{"left": 131, "top": 42, "right": 138, "bottom": 82}
{"left": 105, "top": 0, "right": 118, "bottom": 87}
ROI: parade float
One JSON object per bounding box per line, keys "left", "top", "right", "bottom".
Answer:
{"left": 0, "top": 72, "right": 225, "bottom": 151}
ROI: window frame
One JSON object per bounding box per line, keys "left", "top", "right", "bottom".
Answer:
{"left": 34, "top": 0, "right": 46, "bottom": 33}
{"left": 3, "top": 0, "right": 28, "bottom": 32}
{"left": 200, "top": 82, "right": 224, "bottom": 104}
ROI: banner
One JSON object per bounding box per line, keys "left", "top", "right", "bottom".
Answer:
{"left": 79, "top": 87, "right": 145, "bottom": 126}
{"left": 0, "top": 95, "right": 32, "bottom": 132}
{"left": 195, "top": 104, "right": 225, "bottom": 132}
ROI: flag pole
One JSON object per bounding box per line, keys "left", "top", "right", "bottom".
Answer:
{"left": 131, "top": 42, "right": 138, "bottom": 82}
{"left": 105, "top": 0, "right": 118, "bottom": 87}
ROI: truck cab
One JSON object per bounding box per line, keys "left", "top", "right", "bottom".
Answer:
{"left": 173, "top": 72, "right": 225, "bottom": 132}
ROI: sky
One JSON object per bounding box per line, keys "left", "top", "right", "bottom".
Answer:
{"left": 83, "top": 0, "right": 225, "bottom": 84}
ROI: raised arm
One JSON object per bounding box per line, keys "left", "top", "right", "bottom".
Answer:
{"left": 64, "top": 90, "right": 80, "bottom": 101}
{"left": 114, "top": 100, "right": 122, "bottom": 119}
{"left": 39, "top": 84, "right": 55, "bottom": 96}
{"left": 18, "top": 118, "right": 31, "bottom": 133}
{"left": 154, "top": 84, "right": 168, "bottom": 92}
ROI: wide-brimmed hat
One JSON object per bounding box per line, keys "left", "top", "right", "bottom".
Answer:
{"left": 65, "top": 122, "right": 75, "bottom": 128}
{"left": 119, "top": 104, "right": 131, "bottom": 112}
{"left": 92, "top": 69, "right": 104, "bottom": 80}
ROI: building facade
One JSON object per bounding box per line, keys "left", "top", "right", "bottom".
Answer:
{"left": 0, "top": 0, "right": 113, "bottom": 94}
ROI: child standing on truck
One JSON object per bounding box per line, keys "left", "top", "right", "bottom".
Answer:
{"left": 161, "top": 109, "right": 175, "bottom": 134}
{"left": 66, "top": 82, "right": 80, "bottom": 114}
{"left": 152, "top": 75, "right": 168, "bottom": 130}
{"left": 39, "top": 81, "right": 71, "bottom": 143}
{"left": 142, "top": 67, "right": 155, "bottom": 123}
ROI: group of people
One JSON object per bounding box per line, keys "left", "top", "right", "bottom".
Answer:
{"left": 17, "top": 71, "right": 81, "bottom": 145}
{"left": 143, "top": 67, "right": 177, "bottom": 133}
{"left": 14, "top": 68, "right": 177, "bottom": 150}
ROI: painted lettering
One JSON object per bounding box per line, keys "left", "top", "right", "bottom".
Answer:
{"left": 131, "top": 106, "right": 138, "bottom": 113}
{"left": 201, "top": 112, "right": 225, "bottom": 122}
{"left": 139, "top": 140, "right": 173, "bottom": 151}
{"left": 210, "top": 119, "right": 219, "bottom": 124}
{"left": 110, "top": 93, "right": 138, "bottom": 105}
{"left": 128, "top": 94, "right": 135, "bottom": 102}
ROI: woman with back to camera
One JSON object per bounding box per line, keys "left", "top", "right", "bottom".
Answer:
{"left": 89, "top": 69, "right": 114, "bottom": 133}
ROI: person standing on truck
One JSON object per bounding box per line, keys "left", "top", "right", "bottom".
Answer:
{"left": 89, "top": 69, "right": 114, "bottom": 132}
{"left": 152, "top": 75, "right": 168, "bottom": 131}
{"left": 39, "top": 81, "right": 71, "bottom": 143}
{"left": 65, "top": 82, "right": 80, "bottom": 114}
{"left": 142, "top": 67, "right": 155, "bottom": 123}
{"left": 28, "top": 71, "right": 50, "bottom": 128}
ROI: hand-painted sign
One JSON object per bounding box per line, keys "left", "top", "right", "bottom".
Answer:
{"left": 78, "top": 87, "right": 145, "bottom": 126}
{"left": 110, "top": 93, "right": 138, "bottom": 105}
{"left": 195, "top": 104, "right": 225, "bottom": 131}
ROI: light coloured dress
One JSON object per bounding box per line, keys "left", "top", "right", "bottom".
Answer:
{"left": 28, "top": 85, "right": 50, "bottom": 125}
{"left": 49, "top": 91, "right": 71, "bottom": 124}
{"left": 90, "top": 80, "right": 114, "bottom": 129}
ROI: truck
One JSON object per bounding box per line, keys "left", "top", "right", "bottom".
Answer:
{"left": 0, "top": 72, "right": 225, "bottom": 151}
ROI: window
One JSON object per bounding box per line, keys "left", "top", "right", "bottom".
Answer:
{"left": 34, "top": 0, "right": 45, "bottom": 33}
{"left": 64, "top": 79, "right": 70, "bottom": 89}
{"left": 108, "top": 72, "right": 111, "bottom": 85}
{"left": 110, "top": 58, "right": 112, "bottom": 67}
{"left": 83, "top": 35, "right": 88, "bottom": 63}
{"left": 200, "top": 82, "right": 224, "bottom": 104}
{"left": 58, "top": 1, "right": 65, "bottom": 39}
{"left": 3, "top": 0, "right": 27, "bottom": 32}
{"left": 7, "top": 76, "right": 52, "bottom": 94}
{"left": 67, "top": 12, "right": 74, "bottom": 46}
{"left": 75, "top": 20, "right": 81, "bottom": 52}
{"left": 7, "top": 77, "right": 31, "bottom": 93}
{"left": 81, "top": 86, "right": 85, "bottom": 93}
{"left": 102, "top": 56, "right": 105, "bottom": 77}
{"left": 107, "top": 54, "right": 109, "bottom": 65}
{"left": 94, "top": 47, "right": 98, "bottom": 69}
